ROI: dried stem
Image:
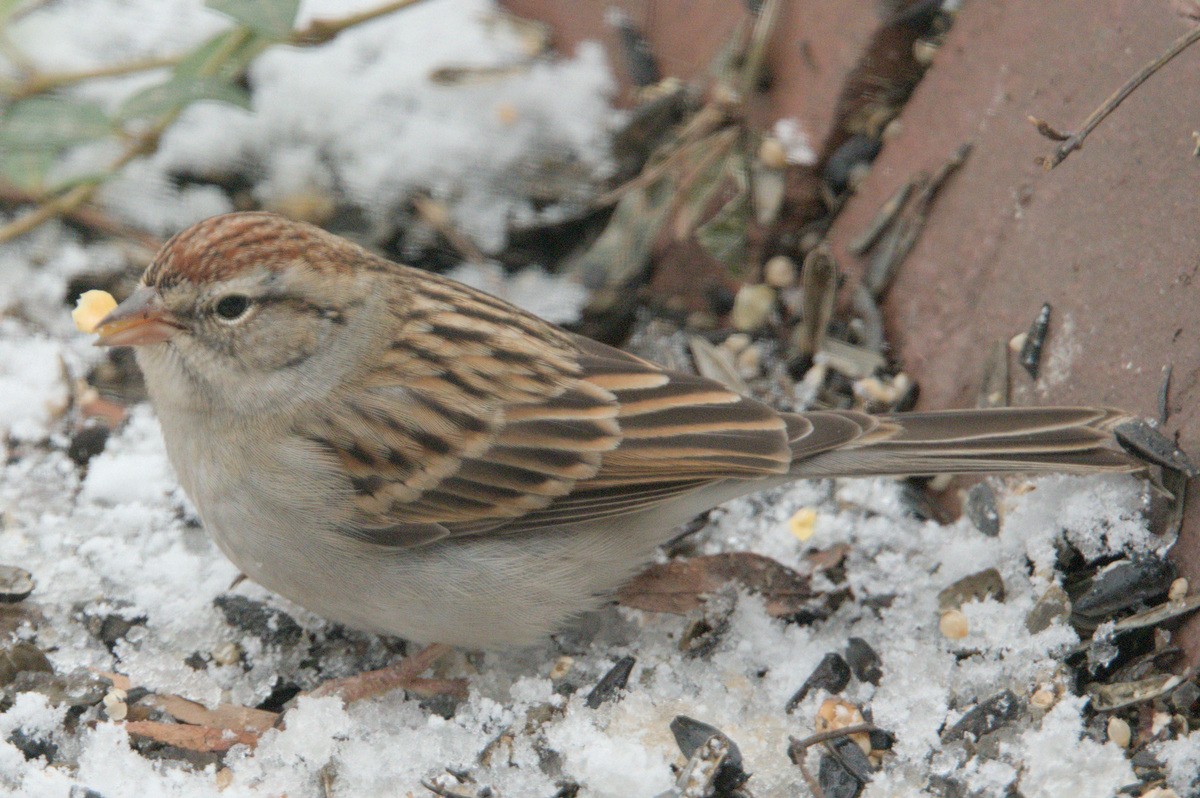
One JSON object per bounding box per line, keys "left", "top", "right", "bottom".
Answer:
{"left": 291, "top": 0, "right": 428, "bottom": 45}
{"left": 1034, "top": 24, "right": 1200, "bottom": 169}
{"left": 786, "top": 723, "right": 876, "bottom": 798}
{"left": 6, "top": 54, "right": 181, "bottom": 101}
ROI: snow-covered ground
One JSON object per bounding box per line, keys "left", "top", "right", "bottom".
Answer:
{"left": 1, "top": 1, "right": 1197, "bottom": 796}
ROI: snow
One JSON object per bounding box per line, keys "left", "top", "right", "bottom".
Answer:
{"left": 0, "top": 0, "right": 1196, "bottom": 796}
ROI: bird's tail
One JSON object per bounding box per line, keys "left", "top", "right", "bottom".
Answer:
{"left": 786, "top": 406, "right": 1143, "bottom": 478}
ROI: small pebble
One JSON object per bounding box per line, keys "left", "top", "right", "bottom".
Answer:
{"left": 764, "top": 255, "right": 797, "bottom": 288}
{"left": 938, "top": 568, "right": 1005, "bottom": 611}
{"left": 1169, "top": 577, "right": 1188, "bottom": 602}
{"left": 939, "top": 609, "right": 969, "bottom": 640}
{"left": 758, "top": 137, "right": 788, "bottom": 169}
{"left": 1030, "top": 688, "right": 1056, "bottom": 710}
{"left": 788, "top": 508, "right": 818, "bottom": 542}
{"left": 0, "top": 565, "right": 35, "bottom": 603}
{"left": 1008, "top": 332, "right": 1028, "bottom": 353}
{"left": 1025, "top": 585, "right": 1071, "bottom": 633}
{"left": 1106, "top": 716, "right": 1131, "bottom": 748}
{"left": 215, "top": 768, "right": 234, "bottom": 790}
{"left": 845, "top": 637, "right": 883, "bottom": 685}
{"left": 730, "top": 284, "right": 776, "bottom": 332}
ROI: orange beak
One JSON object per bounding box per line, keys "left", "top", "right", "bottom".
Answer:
{"left": 95, "top": 287, "right": 182, "bottom": 347}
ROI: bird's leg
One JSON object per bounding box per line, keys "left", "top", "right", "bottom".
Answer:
{"left": 307, "top": 643, "right": 466, "bottom": 703}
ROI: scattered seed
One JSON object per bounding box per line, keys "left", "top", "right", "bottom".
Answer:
{"left": 942, "top": 690, "right": 1022, "bottom": 742}
{"left": 1089, "top": 673, "right": 1183, "bottom": 712}
{"left": 722, "top": 333, "right": 751, "bottom": 355}
{"left": 735, "top": 345, "right": 763, "bottom": 380}
{"left": 912, "top": 37, "right": 939, "bottom": 65}
{"left": 1018, "top": 303, "right": 1051, "bottom": 379}
{"left": 964, "top": 482, "right": 1001, "bottom": 537}
{"left": 976, "top": 340, "right": 1009, "bottom": 408}
{"left": 787, "top": 653, "right": 852, "bottom": 711}
{"left": 818, "top": 739, "right": 870, "bottom": 798}
{"left": 1072, "top": 557, "right": 1177, "bottom": 629}
{"left": 795, "top": 246, "right": 838, "bottom": 357}
{"left": 850, "top": 285, "right": 884, "bottom": 352}
{"left": 1112, "top": 593, "right": 1200, "bottom": 634}
{"left": 764, "top": 255, "right": 797, "bottom": 288}
{"left": 939, "top": 610, "right": 969, "bottom": 640}
{"left": 215, "top": 768, "right": 234, "bottom": 790}
{"left": 1008, "top": 332, "right": 1027, "bottom": 353}
{"left": 1030, "top": 688, "right": 1056, "bottom": 711}
{"left": 789, "top": 507, "right": 818, "bottom": 542}
{"left": 105, "top": 700, "right": 128, "bottom": 721}
{"left": 845, "top": 638, "right": 882, "bottom": 685}
{"left": 689, "top": 336, "right": 751, "bottom": 395}
{"left": 1107, "top": 716, "right": 1132, "bottom": 748}
{"left": 669, "top": 715, "right": 749, "bottom": 794}
{"left": 1158, "top": 364, "right": 1173, "bottom": 424}
{"left": 847, "top": 179, "right": 915, "bottom": 256}
{"left": 585, "top": 655, "right": 635, "bottom": 709}
{"left": 606, "top": 8, "right": 659, "bottom": 87}
{"left": 730, "top": 284, "right": 776, "bottom": 332}
{"left": 549, "top": 656, "right": 574, "bottom": 681}
{"left": 1170, "top": 577, "right": 1189, "bottom": 601}
{"left": 1113, "top": 419, "right": 1200, "bottom": 477}
{"left": 67, "top": 425, "right": 110, "bottom": 466}
{"left": 211, "top": 642, "right": 242, "bottom": 667}
{"left": 816, "top": 699, "right": 871, "bottom": 755}
{"left": 758, "top": 137, "right": 788, "bottom": 169}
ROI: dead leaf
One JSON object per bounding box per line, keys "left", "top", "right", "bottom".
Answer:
{"left": 617, "top": 552, "right": 813, "bottom": 617}
{"left": 124, "top": 720, "right": 261, "bottom": 752}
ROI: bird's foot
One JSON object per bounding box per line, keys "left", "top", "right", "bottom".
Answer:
{"left": 307, "top": 643, "right": 466, "bottom": 703}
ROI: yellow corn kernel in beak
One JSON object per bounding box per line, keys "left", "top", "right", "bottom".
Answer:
{"left": 72, "top": 290, "right": 118, "bottom": 333}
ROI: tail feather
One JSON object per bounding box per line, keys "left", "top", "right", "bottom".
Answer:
{"left": 788, "top": 406, "right": 1140, "bottom": 477}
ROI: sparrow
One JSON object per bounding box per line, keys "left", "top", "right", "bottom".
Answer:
{"left": 93, "top": 211, "right": 1143, "bottom": 651}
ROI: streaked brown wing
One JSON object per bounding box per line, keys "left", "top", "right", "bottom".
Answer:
{"left": 299, "top": 268, "right": 809, "bottom": 547}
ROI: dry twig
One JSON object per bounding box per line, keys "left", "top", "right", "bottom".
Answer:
{"left": 1031, "top": 25, "right": 1200, "bottom": 169}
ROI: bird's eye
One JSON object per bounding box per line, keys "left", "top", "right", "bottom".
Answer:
{"left": 214, "top": 294, "right": 252, "bottom": 321}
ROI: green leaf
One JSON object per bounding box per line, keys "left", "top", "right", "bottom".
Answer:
{"left": 206, "top": 0, "right": 299, "bottom": 39}
{"left": 174, "top": 28, "right": 270, "bottom": 84}
{"left": 696, "top": 189, "right": 751, "bottom": 273}
{"left": 116, "top": 76, "right": 251, "bottom": 121}
{"left": 0, "top": 148, "right": 55, "bottom": 192}
{"left": 0, "top": 97, "right": 113, "bottom": 150}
